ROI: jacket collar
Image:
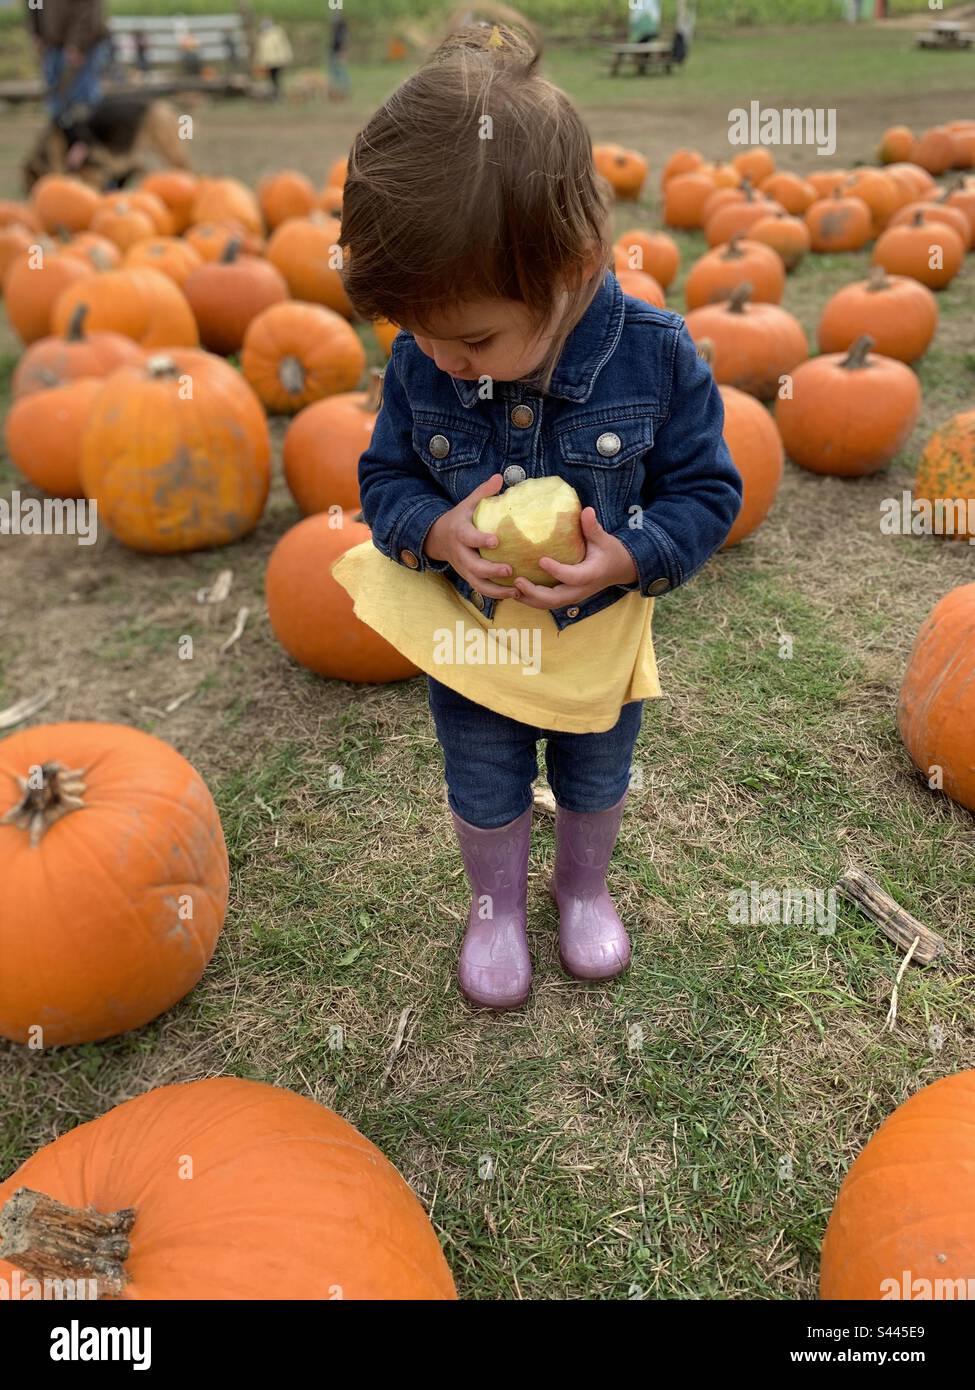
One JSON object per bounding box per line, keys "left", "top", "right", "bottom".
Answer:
{"left": 449, "top": 269, "right": 625, "bottom": 409}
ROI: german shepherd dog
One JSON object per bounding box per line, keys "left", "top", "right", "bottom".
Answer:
{"left": 23, "top": 93, "right": 190, "bottom": 194}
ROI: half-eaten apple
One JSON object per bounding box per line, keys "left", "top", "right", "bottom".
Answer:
{"left": 474, "top": 476, "right": 586, "bottom": 588}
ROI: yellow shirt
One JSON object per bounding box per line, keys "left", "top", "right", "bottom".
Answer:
{"left": 331, "top": 542, "right": 662, "bottom": 734}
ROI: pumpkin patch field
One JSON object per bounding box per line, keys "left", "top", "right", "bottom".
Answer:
{"left": 1, "top": 21, "right": 974, "bottom": 1302}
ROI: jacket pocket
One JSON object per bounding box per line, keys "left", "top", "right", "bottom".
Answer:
{"left": 412, "top": 417, "right": 492, "bottom": 505}
{"left": 555, "top": 415, "right": 655, "bottom": 528}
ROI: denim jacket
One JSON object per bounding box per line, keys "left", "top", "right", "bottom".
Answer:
{"left": 357, "top": 270, "right": 743, "bottom": 630}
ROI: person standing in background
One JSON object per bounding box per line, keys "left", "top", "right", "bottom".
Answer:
{"left": 328, "top": 14, "right": 350, "bottom": 101}
{"left": 627, "top": 0, "right": 660, "bottom": 43}
{"left": 255, "top": 15, "right": 293, "bottom": 100}
{"left": 26, "top": 0, "right": 111, "bottom": 168}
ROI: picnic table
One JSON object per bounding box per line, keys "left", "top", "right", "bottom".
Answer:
{"left": 916, "top": 21, "right": 974, "bottom": 51}
{"left": 607, "top": 41, "right": 675, "bottom": 76}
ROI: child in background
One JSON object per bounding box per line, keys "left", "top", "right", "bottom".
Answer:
{"left": 255, "top": 16, "right": 293, "bottom": 100}
{"left": 328, "top": 15, "right": 350, "bottom": 101}
{"left": 334, "top": 20, "right": 742, "bottom": 1011}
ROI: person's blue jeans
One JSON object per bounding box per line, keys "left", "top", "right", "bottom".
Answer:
{"left": 43, "top": 40, "right": 109, "bottom": 122}
{"left": 427, "top": 676, "right": 643, "bottom": 829}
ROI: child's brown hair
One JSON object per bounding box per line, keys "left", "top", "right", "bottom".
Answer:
{"left": 340, "top": 7, "right": 613, "bottom": 395}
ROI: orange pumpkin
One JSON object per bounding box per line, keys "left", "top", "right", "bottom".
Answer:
{"left": 877, "top": 125, "right": 914, "bottom": 165}
{"left": 775, "top": 336, "right": 921, "bottom": 477}
{"left": 683, "top": 285, "right": 808, "bottom": 401}
{"left": 615, "top": 267, "right": 665, "bottom": 308}
{"left": 266, "top": 212, "right": 354, "bottom": 317}
{"left": 316, "top": 184, "right": 344, "bottom": 216}
{"left": 948, "top": 126, "right": 975, "bottom": 170}
{"left": 373, "top": 317, "right": 400, "bottom": 356}
{"left": 60, "top": 230, "right": 121, "bottom": 271}
{"left": 731, "top": 147, "right": 775, "bottom": 184}
{"left": 326, "top": 155, "right": 349, "bottom": 189}
{"left": 660, "top": 148, "right": 704, "bottom": 186}
{"left": 139, "top": 169, "right": 199, "bottom": 233}
{"left": 12, "top": 302, "right": 144, "bottom": 397}
{"left": 100, "top": 189, "right": 174, "bottom": 235}
{"left": 746, "top": 212, "right": 811, "bottom": 272}
{"left": 283, "top": 370, "right": 383, "bottom": 514}
{"left": 258, "top": 169, "right": 316, "bottom": 228}
{"left": 943, "top": 180, "right": 975, "bottom": 241}
{"left": 684, "top": 236, "right": 784, "bottom": 309}
{"left": 0, "top": 223, "right": 34, "bottom": 288}
{"left": 190, "top": 176, "right": 263, "bottom": 235}
{"left": 899, "top": 585, "right": 975, "bottom": 811}
{"left": 182, "top": 239, "right": 289, "bottom": 355}
{"left": 0, "top": 199, "right": 40, "bottom": 231}
{"left": 872, "top": 212, "right": 965, "bottom": 290}
{"left": 0, "top": 1076, "right": 457, "bottom": 1299}
{"left": 184, "top": 219, "right": 266, "bottom": 261}
{"left": 124, "top": 235, "right": 203, "bottom": 287}
{"left": 710, "top": 163, "right": 742, "bottom": 190}
{"left": 820, "top": 1071, "right": 975, "bottom": 1299}
{"left": 913, "top": 410, "right": 975, "bottom": 544}
{"left": 705, "top": 189, "right": 783, "bottom": 248}
{"left": 4, "top": 376, "right": 103, "bottom": 497}
{"left": 842, "top": 169, "right": 901, "bottom": 236}
{"left": 806, "top": 169, "right": 849, "bottom": 200}
{"left": 267, "top": 511, "right": 420, "bottom": 683}
{"left": 2, "top": 243, "right": 93, "bottom": 345}
{"left": 81, "top": 351, "right": 270, "bottom": 553}
{"left": 88, "top": 199, "right": 158, "bottom": 252}
{"left": 614, "top": 228, "right": 680, "bottom": 289}
{"left": 241, "top": 301, "right": 366, "bottom": 415}
{"left": 805, "top": 194, "right": 873, "bottom": 253}
{"left": 911, "top": 126, "right": 956, "bottom": 176}
{"left": 52, "top": 267, "right": 200, "bottom": 348}
{"left": 31, "top": 175, "right": 100, "bottom": 234}
{"left": 817, "top": 266, "right": 937, "bottom": 364}
{"left": 593, "top": 144, "right": 648, "bottom": 200}
{"left": 759, "top": 171, "right": 817, "bottom": 215}
{"left": 697, "top": 341, "right": 783, "bottom": 549}
{"left": 885, "top": 162, "right": 936, "bottom": 199}
{"left": 663, "top": 171, "right": 716, "bottom": 230}
{"left": 0, "top": 722, "right": 228, "bottom": 1045}
{"left": 887, "top": 198, "right": 972, "bottom": 250}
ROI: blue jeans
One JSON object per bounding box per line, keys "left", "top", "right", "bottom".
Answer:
{"left": 427, "top": 677, "right": 643, "bottom": 829}
{"left": 43, "top": 40, "right": 109, "bottom": 122}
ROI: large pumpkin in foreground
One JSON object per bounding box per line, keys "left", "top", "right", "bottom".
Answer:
{"left": 897, "top": 582, "right": 975, "bottom": 814}
{"left": 913, "top": 410, "right": 975, "bottom": 542}
{"left": 266, "top": 512, "right": 419, "bottom": 683}
{"left": 0, "top": 1077, "right": 456, "bottom": 1300}
{"left": 821, "top": 1071, "right": 975, "bottom": 1299}
{"left": 0, "top": 722, "right": 228, "bottom": 1046}
{"left": 81, "top": 351, "right": 270, "bottom": 553}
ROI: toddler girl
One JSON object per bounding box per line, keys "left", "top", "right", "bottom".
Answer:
{"left": 334, "top": 19, "right": 742, "bottom": 1010}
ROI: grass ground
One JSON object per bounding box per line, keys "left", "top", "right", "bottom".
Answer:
{"left": 0, "top": 22, "right": 973, "bottom": 1300}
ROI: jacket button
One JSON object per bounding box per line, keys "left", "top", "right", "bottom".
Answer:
{"left": 400, "top": 549, "right": 420, "bottom": 569}
{"left": 503, "top": 464, "right": 526, "bottom": 485}
{"left": 429, "top": 434, "right": 450, "bottom": 459}
{"left": 596, "top": 431, "right": 622, "bottom": 457}
{"left": 565, "top": 606, "right": 580, "bottom": 619}
{"left": 511, "top": 404, "right": 534, "bottom": 428}
{"left": 647, "top": 577, "right": 669, "bottom": 595}
{"left": 470, "top": 590, "right": 485, "bottom": 610}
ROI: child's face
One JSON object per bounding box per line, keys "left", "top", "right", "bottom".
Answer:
{"left": 402, "top": 292, "right": 569, "bottom": 385}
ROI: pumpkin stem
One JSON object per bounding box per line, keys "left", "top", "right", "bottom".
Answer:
{"left": 911, "top": 210, "right": 925, "bottom": 227}
{"left": 66, "top": 303, "right": 89, "bottom": 342}
{"left": 723, "top": 235, "right": 744, "bottom": 259}
{"left": 219, "top": 236, "right": 242, "bottom": 265}
{"left": 726, "top": 282, "right": 753, "bottom": 313}
{"left": 145, "top": 355, "right": 180, "bottom": 379}
{"left": 696, "top": 337, "right": 715, "bottom": 366}
{"left": 840, "top": 334, "right": 874, "bottom": 369}
{"left": 363, "top": 367, "right": 384, "bottom": 413}
{"left": 866, "top": 265, "right": 890, "bottom": 292}
{"left": 1, "top": 761, "right": 87, "bottom": 847}
{"left": 0, "top": 1188, "right": 134, "bottom": 1299}
{"left": 278, "top": 355, "right": 306, "bottom": 397}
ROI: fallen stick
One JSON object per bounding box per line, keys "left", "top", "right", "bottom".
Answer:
{"left": 836, "top": 868, "right": 945, "bottom": 965}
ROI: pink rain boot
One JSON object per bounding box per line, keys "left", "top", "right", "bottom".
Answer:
{"left": 451, "top": 805, "right": 532, "bottom": 1010}
{"left": 551, "top": 792, "right": 631, "bottom": 980}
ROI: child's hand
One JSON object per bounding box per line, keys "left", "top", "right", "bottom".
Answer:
{"left": 512, "top": 507, "right": 638, "bottom": 611}
{"left": 423, "top": 474, "right": 516, "bottom": 600}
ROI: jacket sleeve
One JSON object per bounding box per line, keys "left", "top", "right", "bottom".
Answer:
{"left": 357, "top": 348, "right": 455, "bottom": 574}
{"left": 612, "top": 323, "right": 743, "bottom": 597}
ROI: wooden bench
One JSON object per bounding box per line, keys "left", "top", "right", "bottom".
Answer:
{"left": 917, "top": 21, "right": 974, "bottom": 51}
{"left": 607, "top": 41, "right": 675, "bottom": 76}
{"left": 107, "top": 14, "right": 252, "bottom": 71}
